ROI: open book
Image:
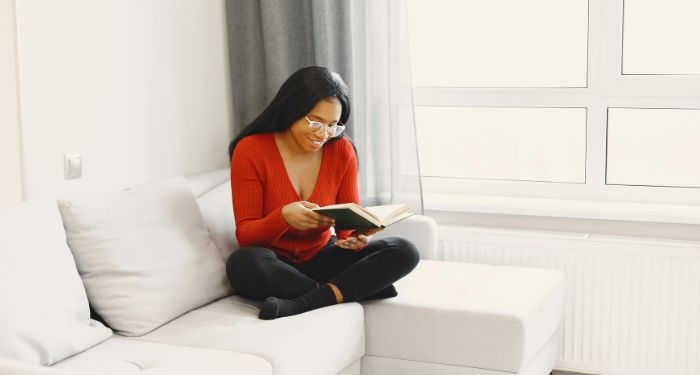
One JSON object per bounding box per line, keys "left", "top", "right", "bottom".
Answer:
{"left": 312, "top": 203, "right": 414, "bottom": 230}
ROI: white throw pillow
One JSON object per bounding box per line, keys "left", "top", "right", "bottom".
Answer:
{"left": 0, "top": 201, "right": 112, "bottom": 366}
{"left": 58, "top": 177, "right": 230, "bottom": 336}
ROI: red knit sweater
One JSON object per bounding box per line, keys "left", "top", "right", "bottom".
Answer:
{"left": 230, "top": 133, "right": 359, "bottom": 263}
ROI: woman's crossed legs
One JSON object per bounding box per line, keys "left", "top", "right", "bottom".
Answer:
{"left": 226, "top": 236, "right": 420, "bottom": 318}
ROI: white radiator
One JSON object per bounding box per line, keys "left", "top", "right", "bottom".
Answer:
{"left": 438, "top": 225, "right": 700, "bottom": 375}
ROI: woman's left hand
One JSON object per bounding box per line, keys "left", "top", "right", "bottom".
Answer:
{"left": 334, "top": 228, "right": 384, "bottom": 251}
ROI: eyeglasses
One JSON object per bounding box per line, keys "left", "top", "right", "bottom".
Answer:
{"left": 305, "top": 116, "right": 345, "bottom": 138}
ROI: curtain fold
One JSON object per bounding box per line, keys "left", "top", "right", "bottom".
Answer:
{"left": 226, "top": 0, "right": 423, "bottom": 213}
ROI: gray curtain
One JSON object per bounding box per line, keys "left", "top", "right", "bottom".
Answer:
{"left": 226, "top": 0, "right": 423, "bottom": 213}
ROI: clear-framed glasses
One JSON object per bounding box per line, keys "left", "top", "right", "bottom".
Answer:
{"left": 305, "top": 116, "right": 345, "bottom": 138}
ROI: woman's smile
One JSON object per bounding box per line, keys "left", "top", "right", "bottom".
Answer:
{"left": 308, "top": 137, "right": 325, "bottom": 148}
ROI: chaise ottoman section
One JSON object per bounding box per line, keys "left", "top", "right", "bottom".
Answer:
{"left": 361, "top": 260, "right": 565, "bottom": 374}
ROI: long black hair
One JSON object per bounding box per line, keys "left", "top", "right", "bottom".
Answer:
{"left": 228, "top": 66, "right": 352, "bottom": 159}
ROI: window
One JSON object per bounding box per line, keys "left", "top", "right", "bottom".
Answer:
{"left": 623, "top": 0, "right": 700, "bottom": 75}
{"left": 415, "top": 106, "right": 586, "bottom": 183}
{"left": 607, "top": 108, "right": 700, "bottom": 188}
{"left": 408, "top": 0, "right": 700, "bottom": 222}
{"left": 407, "top": 0, "right": 588, "bottom": 87}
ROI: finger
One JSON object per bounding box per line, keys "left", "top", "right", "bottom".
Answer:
{"left": 300, "top": 201, "right": 320, "bottom": 209}
{"left": 349, "top": 243, "right": 365, "bottom": 250}
{"left": 316, "top": 213, "right": 336, "bottom": 224}
{"left": 304, "top": 217, "right": 333, "bottom": 227}
{"left": 343, "top": 236, "right": 365, "bottom": 247}
{"left": 309, "top": 211, "right": 331, "bottom": 220}
{"left": 307, "top": 213, "right": 335, "bottom": 226}
{"left": 338, "top": 242, "right": 360, "bottom": 251}
{"left": 352, "top": 235, "right": 369, "bottom": 246}
{"left": 309, "top": 216, "right": 333, "bottom": 226}
{"left": 304, "top": 221, "right": 326, "bottom": 229}
{"left": 337, "top": 237, "right": 360, "bottom": 246}
{"left": 334, "top": 239, "right": 351, "bottom": 249}
{"left": 348, "top": 238, "right": 366, "bottom": 249}
{"left": 303, "top": 219, "right": 325, "bottom": 229}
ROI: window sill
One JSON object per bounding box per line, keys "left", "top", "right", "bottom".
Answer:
{"left": 423, "top": 193, "right": 700, "bottom": 225}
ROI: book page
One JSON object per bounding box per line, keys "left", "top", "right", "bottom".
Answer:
{"left": 364, "top": 204, "right": 412, "bottom": 224}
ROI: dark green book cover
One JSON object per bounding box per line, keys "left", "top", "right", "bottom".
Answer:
{"left": 314, "top": 208, "right": 382, "bottom": 230}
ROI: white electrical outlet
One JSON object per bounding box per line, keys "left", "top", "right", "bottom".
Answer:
{"left": 64, "top": 154, "right": 82, "bottom": 180}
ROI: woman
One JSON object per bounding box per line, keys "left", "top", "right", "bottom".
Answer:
{"left": 227, "top": 66, "right": 419, "bottom": 320}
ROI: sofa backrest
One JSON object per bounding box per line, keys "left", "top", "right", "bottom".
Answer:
{"left": 186, "top": 168, "right": 238, "bottom": 262}
{"left": 186, "top": 168, "right": 230, "bottom": 199}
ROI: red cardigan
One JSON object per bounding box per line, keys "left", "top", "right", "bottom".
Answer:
{"left": 230, "top": 133, "right": 359, "bottom": 263}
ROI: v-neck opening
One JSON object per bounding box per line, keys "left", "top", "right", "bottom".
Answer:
{"left": 271, "top": 133, "right": 326, "bottom": 201}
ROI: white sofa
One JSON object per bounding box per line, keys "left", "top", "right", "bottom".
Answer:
{"left": 0, "top": 169, "right": 565, "bottom": 375}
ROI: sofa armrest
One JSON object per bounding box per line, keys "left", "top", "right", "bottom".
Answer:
{"left": 0, "top": 360, "right": 91, "bottom": 375}
{"left": 371, "top": 215, "right": 438, "bottom": 260}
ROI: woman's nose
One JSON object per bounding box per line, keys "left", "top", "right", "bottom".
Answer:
{"left": 318, "top": 129, "right": 331, "bottom": 141}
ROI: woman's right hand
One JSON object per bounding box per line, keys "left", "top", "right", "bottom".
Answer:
{"left": 281, "top": 201, "right": 335, "bottom": 231}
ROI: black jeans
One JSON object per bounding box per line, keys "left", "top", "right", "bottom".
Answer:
{"left": 226, "top": 236, "right": 420, "bottom": 302}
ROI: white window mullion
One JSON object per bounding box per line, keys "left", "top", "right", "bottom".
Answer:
{"left": 585, "top": 0, "right": 606, "bottom": 188}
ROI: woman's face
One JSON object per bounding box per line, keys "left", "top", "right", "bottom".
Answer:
{"left": 286, "top": 97, "right": 342, "bottom": 153}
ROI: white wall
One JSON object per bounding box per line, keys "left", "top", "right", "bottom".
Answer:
{"left": 14, "top": 0, "right": 233, "bottom": 199}
{"left": 0, "top": 0, "right": 24, "bottom": 208}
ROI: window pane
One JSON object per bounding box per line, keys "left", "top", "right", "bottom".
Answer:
{"left": 607, "top": 108, "right": 700, "bottom": 188}
{"left": 623, "top": 0, "right": 700, "bottom": 74}
{"left": 407, "top": 0, "right": 588, "bottom": 88}
{"left": 415, "top": 107, "right": 587, "bottom": 183}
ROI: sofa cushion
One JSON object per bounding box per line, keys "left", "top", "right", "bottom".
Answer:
{"left": 0, "top": 201, "right": 111, "bottom": 366}
{"left": 194, "top": 181, "right": 238, "bottom": 262}
{"left": 361, "top": 260, "right": 565, "bottom": 372}
{"left": 52, "top": 337, "right": 272, "bottom": 375}
{"left": 57, "top": 177, "right": 230, "bottom": 337}
{"left": 127, "top": 296, "right": 365, "bottom": 375}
